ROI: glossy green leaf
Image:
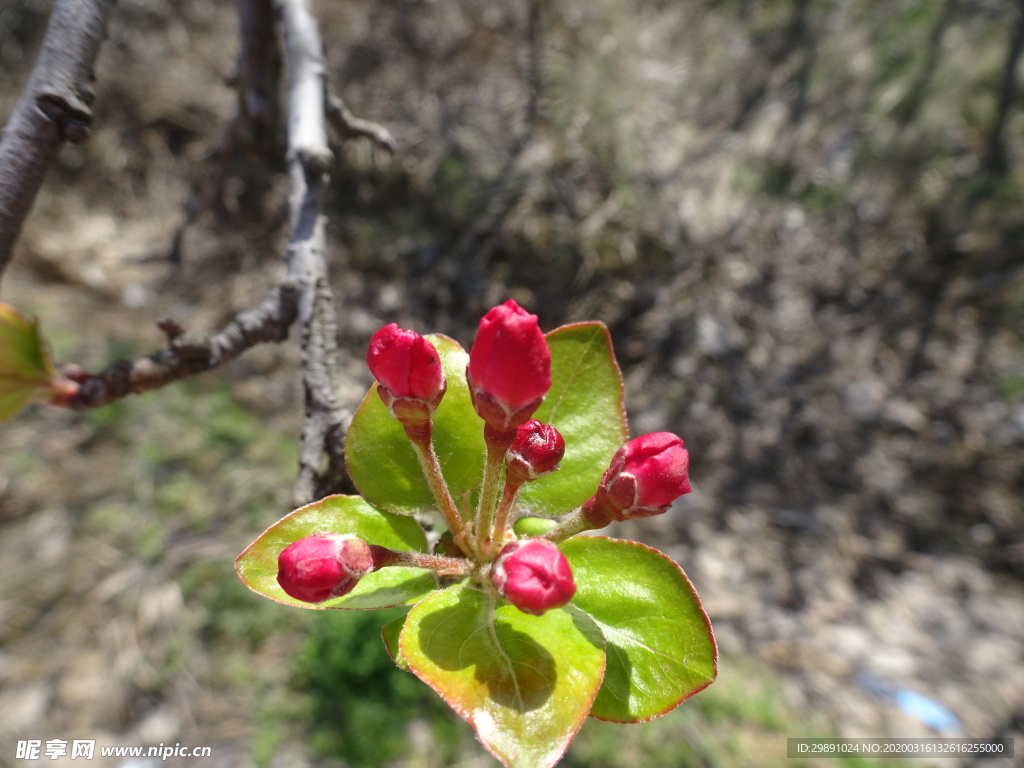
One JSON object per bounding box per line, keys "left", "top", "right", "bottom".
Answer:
{"left": 400, "top": 584, "right": 606, "bottom": 768}
{"left": 512, "top": 516, "right": 558, "bottom": 538}
{"left": 346, "top": 334, "right": 487, "bottom": 515}
{"left": 561, "top": 536, "right": 718, "bottom": 722}
{"left": 381, "top": 614, "right": 410, "bottom": 671}
{"left": 0, "top": 303, "right": 75, "bottom": 421}
{"left": 518, "top": 323, "right": 627, "bottom": 516}
{"left": 235, "top": 494, "right": 436, "bottom": 610}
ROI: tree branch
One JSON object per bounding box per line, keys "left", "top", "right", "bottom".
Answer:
{"left": 4, "top": 0, "right": 357, "bottom": 503}
{"left": 325, "top": 90, "right": 397, "bottom": 154}
{"left": 63, "top": 283, "right": 300, "bottom": 408}
{"left": 0, "top": 0, "right": 117, "bottom": 284}
{"left": 277, "top": 0, "right": 350, "bottom": 504}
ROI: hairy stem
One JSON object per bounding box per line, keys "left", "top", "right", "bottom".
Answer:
{"left": 408, "top": 434, "right": 475, "bottom": 558}
{"left": 543, "top": 501, "right": 603, "bottom": 545}
{"left": 475, "top": 439, "right": 508, "bottom": 561}
{"left": 368, "top": 545, "right": 470, "bottom": 577}
{"left": 490, "top": 480, "right": 523, "bottom": 552}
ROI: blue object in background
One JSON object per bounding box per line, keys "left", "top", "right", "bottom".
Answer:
{"left": 893, "top": 689, "right": 962, "bottom": 733}
{"left": 855, "top": 671, "right": 963, "bottom": 733}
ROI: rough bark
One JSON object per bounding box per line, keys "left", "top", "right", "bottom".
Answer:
{"left": 0, "top": 0, "right": 117, "bottom": 284}
{"left": 277, "top": 0, "right": 350, "bottom": 503}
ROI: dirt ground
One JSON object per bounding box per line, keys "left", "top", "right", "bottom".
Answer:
{"left": 1, "top": 1, "right": 1023, "bottom": 766}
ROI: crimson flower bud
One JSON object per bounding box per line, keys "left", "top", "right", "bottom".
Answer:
{"left": 505, "top": 419, "right": 565, "bottom": 487}
{"left": 490, "top": 538, "right": 576, "bottom": 616}
{"left": 277, "top": 534, "right": 374, "bottom": 603}
{"left": 467, "top": 300, "right": 551, "bottom": 435}
{"left": 367, "top": 324, "right": 446, "bottom": 435}
{"left": 584, "top": 432, "right": 691, "bottom": 525}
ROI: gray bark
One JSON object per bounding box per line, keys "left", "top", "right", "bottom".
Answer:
{"left": 0, "top": 0, "right": 117, "bottom": 284}
{"left": 277, "top": 0, "right": 349, "bottom": 503}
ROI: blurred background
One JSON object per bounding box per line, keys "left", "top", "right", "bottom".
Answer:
{"left": 1, "top": 0, "right": 1022, "bottom": 765}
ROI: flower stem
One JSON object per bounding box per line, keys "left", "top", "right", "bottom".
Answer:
{"left": 407, "top": 427, "right": 475, "bottom": 558}
{"left": 490, "top": 479, "right": 523, "bottom": 551}
{"left": 543, "top": 499, "right": 603, "bottom": 544}
{"left": 475, "top": 439, "right": 506, "bottom": 561}
{"left": 368, "top": 545, "right": 471, "bottom": 577}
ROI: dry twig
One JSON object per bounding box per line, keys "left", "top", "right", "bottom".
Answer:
{"left": 66, "top": 284, "right": 300, "bottom": 408}
{"left": 325, "top": 90, "right": 397, "bottom": 154}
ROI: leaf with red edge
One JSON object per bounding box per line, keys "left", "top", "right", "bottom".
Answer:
{"left": 0, "top": 303, "right": 77, "bottom": 421}
{"left": 381, "top": 614, "right": 410, "bottom": 671}
{"left": 399, "top": 584, "right": 606, "bottom": 768}
{"left": 235, "top": 495, "right": 436, "bottom": 610}
{"left": 561, "top": 536, "right": 718, "bottom": 722}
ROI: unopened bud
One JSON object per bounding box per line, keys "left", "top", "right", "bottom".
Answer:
{"left": 367, "top": 324, "right": 446, "bottom": 435}
{"left": 467, "top": 300, "right": 551, "bottom": 437}
{"left": 277, "top": 534, "right": 374, "bottom": 603}
{"left": 505, "top": 419, "right": 565, "bottom": 487}
{"left": 490, "top": 538, "right": 576, "bottom": 616}
{"left": 584, "top": 432, "right": 691, "bottom": 525}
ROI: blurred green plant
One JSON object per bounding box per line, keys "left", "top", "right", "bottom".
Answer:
{"left": 294, "top": 608, "right": 471, "bottom": 767}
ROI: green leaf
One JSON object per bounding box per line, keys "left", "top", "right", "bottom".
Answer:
{"left": 346, "top": 334, "right": 487, "bottom": 515}
{"left": 0, "top": 303, "right": 75, "bottom": 421}
{"left": 0, "top": 388, "right": 35, "bottom": 423}
{"left": 235, "top": 494, "right": 436, "bottom": 610}
{"left": 518, "top": 323, "right": 627, "bottom": 516}
{"left": 561, "top": 536, "right": 717, "bottom": 722}
{"left": 0, "top": 304, "right": 52, "bottom": 379}
{"left": 381, "top": 614, "right": 410, "bottom": 671}
{"left": 400, "top": 585, "right": 606, "bottom": 768}
{"left": 512, "top": 516, "right": 558, "bottom": 538}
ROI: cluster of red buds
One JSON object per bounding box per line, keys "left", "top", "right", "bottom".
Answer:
{"left": 275, "top": 300, "right": 692, "bottom": 616}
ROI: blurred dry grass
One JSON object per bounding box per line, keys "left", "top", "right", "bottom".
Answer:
{"left": 1, "top": 0, "right": 1023, "bottom": 765}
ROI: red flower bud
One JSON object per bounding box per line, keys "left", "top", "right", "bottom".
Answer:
{"left": 505, "top": 419, "right": 565, "bottom": 486}
{"left": 584, "top": 433, "right": 691, "bottom": 524}
{"left": 490, "top": 538, "right": 576, "bottom": 616}
{"left": 367, "top": 324, "right": 446, "bottom": 436}
{"left": 276, "top": 534, "right": 374, "bottom": 603}
{"left": 467, "top": 300, "right": 551, "bottom": 434}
